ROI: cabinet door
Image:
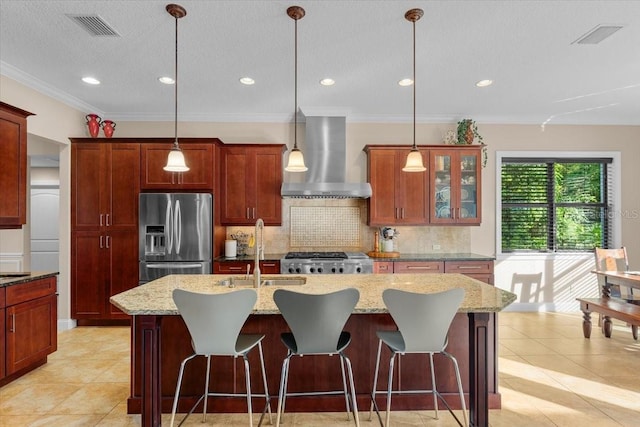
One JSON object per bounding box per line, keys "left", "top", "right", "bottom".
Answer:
{"left": 220, "top": 147, "right": 251, "bottom": 224}
{"left": 71, "top": 231, "right": 106, "bottom": 318}
{"left": 0, "top": 104, "right": 31, "bottom": 228}
{"left": 71, "top": 144, "right": 105, "bottom": 229}
{"left": 254, "top": 149, "right": 282, "bottom": 225}
{"left": 141, "top": 144, "right": 214, "bottom": 190}
{"left": 368, "top": 149, "right": 398, "bottom": 225}
{"left": 397, "top": 150, "right": 429, "bottom": 224}
{"left": 107, "top": 144, "right": 140, "bottom": 228}
{"left": 374, "top": 261, "right": 393, "bottom": 274}
{"left": 5, "top": 294, "right": 58, "bottom": 375}
{"left": 430, "top": 149, "right": 481, "bottom": 225}
{"left": 260, "top": 261, "right": 280, "bottom": 274}
{"left": 214, "top": 261, "right": 253, "bottom": 274}
{"left": 107, "top": 230, "right": 139, "bottom": 318}
{"left": 445, "top": 260, "right": 493, "bottom": 284}
{"left": 393, "top": 261, "right": 444, "bottom": 274}
{"left": 0, "top": 307, "right": 4, "bottom": 380}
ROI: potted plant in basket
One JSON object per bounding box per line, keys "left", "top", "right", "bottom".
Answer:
{"left": 454, "top": 118, "right": 488, "bottom": 168}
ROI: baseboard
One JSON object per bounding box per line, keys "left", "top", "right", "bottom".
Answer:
{"left": 57, "top": 318, "right": 77, "bottom": 331}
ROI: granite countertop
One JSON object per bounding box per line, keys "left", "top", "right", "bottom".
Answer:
{"left": 372, "top": 253, "right": 496, "bottom": 262}
{"left": 215, "top": 253, "right": 495, "bottom": 262}
{"left": 110, "top": 273, "right": 516, "bottom": 316}
{"left": 0, "top": 271, "right": 59, "bottom": 288}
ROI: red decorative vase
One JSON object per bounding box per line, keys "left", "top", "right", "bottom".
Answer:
{"left": 85, "top": 114, "right": 102, "bottom": 138}
{"left": 101, "top": 120, "right": 116, "bottom": 138}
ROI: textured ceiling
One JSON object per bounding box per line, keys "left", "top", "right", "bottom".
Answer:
{"left": 1, "top": 0, "right": 639, "bottom": 125}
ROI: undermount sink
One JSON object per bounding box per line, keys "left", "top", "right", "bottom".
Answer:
{"left": 219, "top": 276, "right": 306, "bottom": 288}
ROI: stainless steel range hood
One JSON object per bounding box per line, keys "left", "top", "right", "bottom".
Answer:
{"left": 281, "top": 115, "right": 372, "bottom": 198}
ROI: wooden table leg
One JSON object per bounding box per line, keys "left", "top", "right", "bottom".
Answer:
{"left": 138, "top": 315, "right": 163, "bottom": 427}
{"left": 603, "top": 315, "right": 613, "bottom": 338}
{"left": 468, "top": 312, "right": 490, "bottom": 427}
{"left": 582, "top": 309, "right": 592, "bottom": 338}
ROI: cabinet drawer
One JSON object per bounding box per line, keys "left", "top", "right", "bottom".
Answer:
{"left": 6, "top": 277, "right": 57, "bottom": 306}
{"left": 374, "top": 262, "right": 394, "bottom": 274}
{"left": 444, "top": 261, "right": 494, "bottom": 274}
{"left": 260, "top": 261, "right": 280, "bottom": 274}
{"left": 394, "top": 261, "right": 444, "bottom": 274}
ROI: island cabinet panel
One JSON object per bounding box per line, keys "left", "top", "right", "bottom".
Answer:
{"left": 129, "top": 311, "right": 498, "bottom": 414}
{"left": 141, "top": 143, "right": 214, "bottom": 190}
{"left": 0, "top": 102, "right": 33, "bottom": 229}
{"left": 219, "top": 145, "right": 284, "bottom": 226}
{"left": 393, "top": 261, "right": 445, "bottom": 274}
{"left": 430, "top": 147, "right": 482, "bottom": 225}
{"left": 365, "top": 147, "right": 428, "bottom": 226}
{"left": 2, "top": 276, "right": 57, "bottom": 381}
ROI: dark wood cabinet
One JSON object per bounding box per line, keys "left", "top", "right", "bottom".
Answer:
{"left": 374, "top": 259, "right": 494, "bottom": 284}
{"left": 430, "top": 147, "right": 482, "bottom": 225}
{"left": 141, "top": 143, "right": 214, "bottom": 190}
{"left": 70, "top": 140, "right": 140, "bottom": 322}
{"left": 0, "top": 102, "right": 33, "bottom": 229}
{"left": 213, "top": 260, "right": 280, "bottom": 274}
{"left": 1, "top": 276, "right": 57, "bottom": 383}
{"left": 220, "top": 145, "right": 284, "bottom": 225}
{"left": 364, "top": 146, "right": 428, "bottom": 226}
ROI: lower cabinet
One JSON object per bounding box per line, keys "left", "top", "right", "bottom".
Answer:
{"left": 374, "top": 259, "right": 494, "bottom": 284}
{"left": 71, "top": 230, "right": 138, "bottom": 321}
{"left": 1, "top": 276, "right": 58, "bottom": 386}
{"left": 214, "top": 260, "right": 280, "bottom": 274}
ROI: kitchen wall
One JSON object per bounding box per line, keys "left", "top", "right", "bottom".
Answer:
{"left": 2, "top": 74, "right": 640, "bottom": 324}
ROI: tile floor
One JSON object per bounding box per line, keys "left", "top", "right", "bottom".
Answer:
{"left": 0, "top": 312, "right": 639, "bottom": 426}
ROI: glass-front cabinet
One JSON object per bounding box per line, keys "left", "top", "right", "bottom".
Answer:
{"left": 430, "top": 148, "right": 481, "bottom": 225}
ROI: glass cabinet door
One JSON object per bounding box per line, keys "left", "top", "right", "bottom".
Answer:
{"left": 459, "top": 153, "right": 479, "bottom": 222}
{"left": 433, "top": 153, "right": 452, "bottom": 220}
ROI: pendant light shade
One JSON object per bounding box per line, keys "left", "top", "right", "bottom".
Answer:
{"left": 402, "top": 8, "right": 426, "bottom": 173}
{"left": 284, "top": 5, "right": 308, "bottom": 173}
{"left": 164, "top": 4, "right": 189, "bottom": 173}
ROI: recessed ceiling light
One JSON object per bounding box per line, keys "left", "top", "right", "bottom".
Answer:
{"left": 398, "top": 78, "right": 413, "bottom": 87}
{"left": 476, "top": 79, "right": 493, "bottom": 87}
{"left": 239, "top": 77, "right": 255, "bottom": 85}
{"left": 320, "top": 78, "right": 335, "bottom": 86}
{"left": 158, "top": 76, "right": 175, "bottom": 84}
{"left": 82, "top": 76, "right": 100, "bottom": 85}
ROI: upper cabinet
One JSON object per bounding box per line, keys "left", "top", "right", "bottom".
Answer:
{"left": 0, "top": 102, "right": 33, "bottom": 229}
{"left": 141, "top": 142, "right": 214, "bottom": 190}
{"left": 365, "top": 145, "right": 482, "bottom": 226}
{"left": 71, "top": 141, "right": 140, "bottom": 230}
{"left": 219, "top": 144, "right": 285, "bottom": 226}
{"left": 365, "top": 146, "right": 428, "bottom": 226}
{"left": 430, "top": 147, "right": 481, "bottom": 225}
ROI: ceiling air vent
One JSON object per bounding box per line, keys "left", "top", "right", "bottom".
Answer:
{"left": 572, "top": 25, "right": 623, "bottom": 45}
{"left": 67, "top": 14, "right": 120, "bottom": 37}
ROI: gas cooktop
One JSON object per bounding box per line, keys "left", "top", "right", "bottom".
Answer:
{"left": 281, "top": 251, "right": 372, "bottom": 274}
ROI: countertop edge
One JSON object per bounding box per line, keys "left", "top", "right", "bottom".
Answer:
{"left": 0, "top": 271, "right": 59, "bottom": 288}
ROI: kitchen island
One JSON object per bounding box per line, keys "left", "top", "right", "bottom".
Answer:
{"left": 111, "top": 273, "right": 516, "bottom": 427}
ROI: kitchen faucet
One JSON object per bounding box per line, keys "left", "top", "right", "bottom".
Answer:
{"left": 254, "top": 218, "right": 264, "bottom": 288}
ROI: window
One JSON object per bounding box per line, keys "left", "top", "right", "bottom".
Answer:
{"left": 500, "top": 156, "right": 613, "bottom": 253}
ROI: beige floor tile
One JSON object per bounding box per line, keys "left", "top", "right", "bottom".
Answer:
{"left": 0, "top": 383, "right": 80, "bottom": 415}
{"left": 53, "top": 382, "right": 129, "bottom": 415}
{"left": 26, "top": 414, "right": 107, "bottom": 427}
{"left": 95, "top": 402, "right": 141, "bottom": 427}
{"left": 0, "top": 415, "right": 41, "bottom": 426}
{"left": 489, "top": 409, "right": 555, "bottom": 427}
{"left": 499, "top": 338, "right": 558, "bottom": 355}
{"left": 12, "top": 358, "right": 118, "bottom": 385}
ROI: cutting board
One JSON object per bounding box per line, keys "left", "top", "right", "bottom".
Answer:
{"left": 367, "top": 251, "right": 400, "bottom": 258}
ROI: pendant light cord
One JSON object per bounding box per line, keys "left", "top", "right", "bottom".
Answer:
{"left": 293, "top": 15, "right": 298, "bottom": 150}
{"left": 174, "top": 13, "right": 179, "bottom": 148}
{"left": 412, "top": 17, "right": 416, "bottom": 150}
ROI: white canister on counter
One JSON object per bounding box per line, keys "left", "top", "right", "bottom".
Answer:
{"left": 382, "top": 240, "right": 394, "bottom": 252}
{"left": 225, "top": 240, "right": 237, "bottom": 258}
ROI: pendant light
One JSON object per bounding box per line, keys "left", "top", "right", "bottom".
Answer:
{"left": 402, "top": 8, "right": 426, "bottom": 172}
{"left": 284, "top": 6, "right": 308, "bottom": 172}
{"left": 163, "top": 4, "right": 189, "bottom": 172}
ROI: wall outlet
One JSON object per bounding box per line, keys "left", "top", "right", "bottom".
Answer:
{"left": 432, "top": 244, "right": 441, "bottom": 250}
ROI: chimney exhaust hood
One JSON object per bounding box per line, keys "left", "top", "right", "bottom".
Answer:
{"left": 281, "top": 115, "right": 372, "bottom": 198}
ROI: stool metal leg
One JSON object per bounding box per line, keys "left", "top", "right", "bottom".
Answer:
{"left": 385, "top": 352, "right": 397, "bottom": 427}
{"left": 342, "top": 353, "right": 360, "bottom": 427}
{"left": 170, "top": 354, "right": 196, "bottom": 427}
{"left": 429, "top": 353, "right": 438, "bottom": 420}
{"left": 203, "top": 355, "right": 212, "bottom": 422}
{"left": 444, "top": 351, "right": 469, "bottom": 427}
{"left": 340, "top": 354, "right": 351, "bottom": 420}
{"left": 257, "top": 342, "right": 273, "bottom": 425}
{"left": 243, "top": 355, "right": 254, "bottom": 427}
{"left": 276, "top": 353, "right": 292, "bottom": 427}
{"left": 369, "top": 339, "right": 383, "bottom": 421}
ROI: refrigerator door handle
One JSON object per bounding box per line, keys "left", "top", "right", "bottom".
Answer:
{"left": 175, "top": 200, "right": 182, "bottom": 255}
{"left": 146, "top": 263, "right": 205, "bottom": 269}
{"left": 166, "top": 199, "right": 174, "bottom": 254}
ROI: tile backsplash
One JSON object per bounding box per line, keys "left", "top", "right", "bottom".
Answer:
{"left": 225, "top": 198, "right": 470, "bottom": 255}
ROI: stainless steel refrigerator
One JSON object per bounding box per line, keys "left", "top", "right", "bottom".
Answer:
{"left": 139, "top": 193, "right": 212, "bottom": 284}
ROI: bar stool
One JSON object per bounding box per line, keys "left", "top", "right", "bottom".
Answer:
{"left": 369, "top": 288, "right": 468, "bottom": 427}
{"left": 170, "top": 288, "right": 271, "bottom": 427}
{"left": 273, "top": 288, "right": 361, "bottom": 427}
